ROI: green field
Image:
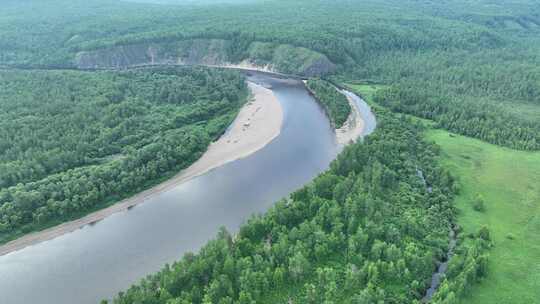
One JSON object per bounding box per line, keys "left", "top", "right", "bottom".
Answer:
{"left": 427, "top": 129, "right": 540, "bottom": 304}
{"left": 351, "top": 82, "right": 540, "bottom": 303}
{"left": 346, "top": 84, "right": 387, "bottom": 106}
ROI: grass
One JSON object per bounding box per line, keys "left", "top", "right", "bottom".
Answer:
{"left": 426, "top": 129, "right": 540, "bottom": 304}
{"left": 350, "top": 82, "right": 540, "bottom": 303}
{"left": 345, "top": 83, "right": 387, "bottom": 106}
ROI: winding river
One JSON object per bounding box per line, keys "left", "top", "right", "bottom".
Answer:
{"left": 0, "top": 72, "right": 376, "bottom": 304}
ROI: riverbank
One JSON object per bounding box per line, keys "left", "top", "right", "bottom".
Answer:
{"left": 336, "top": 91, "right": 365, "bottom": 145}
{"left": 0, "top": 81, "right": 283, "bottom": 257}
{"left": 211, "top": 61, "right": 275, "bottom": 74}
{"left": 205, "top": 61, "right": 304, "bottom": 80}
{"left": 303, "top": 80, "right": 365, "bottom": 146}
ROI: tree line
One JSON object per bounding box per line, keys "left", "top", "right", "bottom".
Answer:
{"left": 0, "top": 67, "right": 247, "bottom": 243}
{"left": 306, "top": 79, "right": 351, "bottom": 128}
{"left": 4, "top": 0, "right": 539, "bottom": 151}
{"left": 105, "top": 109, "right": 476, "bottom": 303}
{"left": 372, "top": 84, "right": 539, "bottom": 150}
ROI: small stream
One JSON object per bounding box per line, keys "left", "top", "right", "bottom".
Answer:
{"left": 422, "top": 228, "right": 457, "bottom": 302}
{"left": 417, "top": 168, "right": 457, "bottom": 302}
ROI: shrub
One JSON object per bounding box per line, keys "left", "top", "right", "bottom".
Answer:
{"left": 472, "top": 195, "right": 486, "bottom": 212}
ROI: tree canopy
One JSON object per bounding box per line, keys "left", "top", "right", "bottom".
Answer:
{"left": 2, "top": 0, "right": 539, "bottom": 150}
{"left": 106, "top": 110, "right": 477, "bottom": 303}
{"left": 306, "top": 79, "right": 351, "bottom": 128}
{"left": 0, "top": 67, "right": 247, "bottom": 243}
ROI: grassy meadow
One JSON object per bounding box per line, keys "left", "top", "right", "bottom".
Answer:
{"left": 351, "top": 82, "right": 540, "bottom": 304}
{"left": 427, "top": 129, "right": 540, "bottom": 304}
{"left": 345, "top": 83, "right": 387, "bottom": 106}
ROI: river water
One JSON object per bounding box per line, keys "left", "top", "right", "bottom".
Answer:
{"left": 0, "top": 73, "right": 376, "bottom": 304}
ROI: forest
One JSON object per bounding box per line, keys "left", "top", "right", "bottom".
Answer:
{"left": 105, "top": 110, "right": 490, "bottom": 304}
{"left": 0, "top": 67, "right": 247, "bottom": 243}
{"left": 372, "top": 84, "right": 540, "bottom": 150}
{"left": 0, "top": 0, "right": 539, "bottom": 303}
{"left": 2, "top": 0, "right": 539, "bottom": 151}
{"left": 306, "top": 79, "right": 351, "bottom": 128}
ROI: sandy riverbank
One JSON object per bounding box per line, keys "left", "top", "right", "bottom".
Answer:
{"left": 0, "top": 81, "right": 283, "bottom": 257}
{"left": 336, "top": 91, "right": 365, "bottom": 146}
{"left": 207, "top": 60, "right": 276, "bottom": 74}
{"left": 302, "top": 80, "right": 365, "bottom": 146}
{"left": 205, "top": 61, "right": 302, "bottom": 80}
{"left": 172, "top": 82, "right": 283, "bottom": 182}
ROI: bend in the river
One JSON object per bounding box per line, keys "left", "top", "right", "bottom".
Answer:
{"left": 0, "top": 70, "right": 376, "bottom": 304}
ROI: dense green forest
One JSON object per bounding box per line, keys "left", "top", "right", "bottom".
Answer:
{"left": 306, "top": 79, "right": 351, "bottom": 128}
{"left": 0, "top": 67, "right": 247, "bottom": 243}
{"left": 1, "top": 0, "right": 539, "bottom": 303}
{"left": 105, "top": 110, "right": 489, "bottom": 303}
{"left": 1, "top": 0, "right": 539, "bottom": 150}
{"left": 372, "top": 85, "right": 540, "bottom": 150}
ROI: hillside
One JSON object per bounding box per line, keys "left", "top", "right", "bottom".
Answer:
{"left": 75, "top": 40, "right": 335, "bottom": 76}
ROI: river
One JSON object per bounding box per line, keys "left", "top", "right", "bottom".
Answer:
{"left": 0, "top": 72, "right": 376, "bottom": 304}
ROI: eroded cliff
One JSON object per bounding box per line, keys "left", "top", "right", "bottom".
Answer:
{"left": 75, "top": 39, "right": 336, "bottom": 77}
